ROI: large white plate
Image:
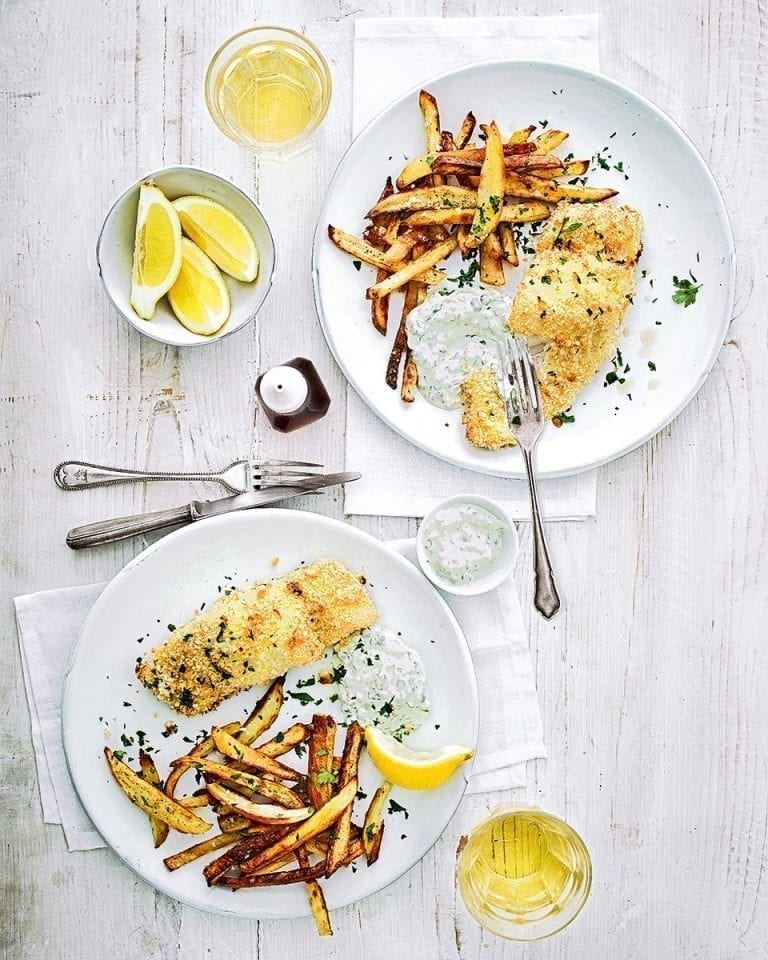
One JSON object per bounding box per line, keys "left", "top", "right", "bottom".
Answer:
{"left": 313, "top": 61, "right": 735, "bottom": 478}
{"left": 62, "top": 510, "right": 478, "bottom": 919}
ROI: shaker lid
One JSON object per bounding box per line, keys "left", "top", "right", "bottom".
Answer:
{"left": 259, "top": 365, "right": 308, "bottom": 414}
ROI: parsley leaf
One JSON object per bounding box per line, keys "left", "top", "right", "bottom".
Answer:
{"left": 672, "top": 273, "right": 702, "bottom": 307}
{"left": 447, "top": 260, "right": 480, "bottom": 287}
{"left": 388, "top": 798, "right": 409, "bottom": 819}
{"left": 287, "top": 691, "right": 314, "bottom": 706}
{"left": 313, "top": 769, "right": 336, "bottom": 785}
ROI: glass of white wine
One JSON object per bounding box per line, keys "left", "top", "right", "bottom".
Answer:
{"left": 204, "top": 26, "right": 332, "bottom": 154}
{"left": 458, "top": 805, "right": 592, "bottom": 940}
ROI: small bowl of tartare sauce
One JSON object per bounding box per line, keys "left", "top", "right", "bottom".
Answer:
{"left": 416, "top": 495, "right": 519, "bottom": 596}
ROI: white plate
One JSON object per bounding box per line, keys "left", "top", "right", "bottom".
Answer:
{"left": 313, "top": 61, "right": 735, "bottom": 478}
{"left": 62, "top": 510, "right": 478, "bottom": 920}
{"left": 97, "top": 166, "right": 276, "bottom": 347}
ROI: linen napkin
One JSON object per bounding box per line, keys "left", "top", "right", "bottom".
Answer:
{"left": 345, "top": 15, "right": 600, "bottom": 519}
{"left": 15, "top": 541, "right": 545, "bottom": 852}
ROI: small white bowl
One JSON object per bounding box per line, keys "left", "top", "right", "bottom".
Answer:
{"left": 416, "top": 494, "right": 519, "bottom": 596}
{"left": 96, "top": 166, "right": 275, "bottom": 347}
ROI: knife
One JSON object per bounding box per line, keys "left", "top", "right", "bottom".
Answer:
{"left": 65, "top": 472, "right": 361, "bottom": 550}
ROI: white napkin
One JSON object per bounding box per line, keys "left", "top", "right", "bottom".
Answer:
{"left": 15, "top": 540, "right": 545, "bottom": 852}
{"left": 345, "top": 15, "right": 600, "bottom": 519}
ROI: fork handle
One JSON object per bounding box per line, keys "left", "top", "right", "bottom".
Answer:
{"left": 521, "top": 448, "right": 561, "bottom": 620}
{"left": 54, "top": 461, "right": 218, "bottom": 490}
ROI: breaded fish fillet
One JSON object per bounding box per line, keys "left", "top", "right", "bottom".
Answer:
{"left": 460, "top": 367, "right": 515, "bottom": 451}
{"left": 457, "top": 203, "right": 643, "bottom": 446}
{"left": 136, "top": 558, "right": 378, "bottom": 716}
{"left": 508, "top": 202, "right": 643, "bottom": 418}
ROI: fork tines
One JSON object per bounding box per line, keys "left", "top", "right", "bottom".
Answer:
{"left": 499, "top": 336, "right": 543, "bottom": 412}
{"left": 251, "top": 459, "right": 324, "bottom": 490}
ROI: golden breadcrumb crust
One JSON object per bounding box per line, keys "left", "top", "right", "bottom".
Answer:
{"left": 535, "top": 201, "right": 643, "bottom": 265}
{"left": 458, "top": 203, "right": 643, "bottom": 448}
{"left": 136, "top": 558, "right": 378, "bottom": 716}
{"left": 508, "top": 202, "right": 644, "bottom": 420}
{"left": 459, "top": 367, "right": 516, "bottom": 451}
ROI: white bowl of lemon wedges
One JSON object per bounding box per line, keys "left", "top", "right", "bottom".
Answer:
{"left": 97, "top": 166, "right": 275, "bottom": 346}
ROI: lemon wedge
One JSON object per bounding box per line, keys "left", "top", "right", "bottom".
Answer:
{"left": 173, "top": 196, "right": 259, "bottom": 282}
{"left": 364, "top": 727, "right": 474, "bottom": 791}
{"left": 167, "top": 238, "right": 231, "bottom": 336}
{"left": 130, "top": 182, "right": 182, "bottom": 320}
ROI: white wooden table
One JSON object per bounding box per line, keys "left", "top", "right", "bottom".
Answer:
{"left": 2, "top": 2, "right": 765, "bottom": 957}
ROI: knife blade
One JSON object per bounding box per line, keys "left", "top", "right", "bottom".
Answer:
{"left": 66, "top": 472, "right": 361, "bottom": 549}
{"left": 191, "top": 472, "right": 359, "bottom": 519}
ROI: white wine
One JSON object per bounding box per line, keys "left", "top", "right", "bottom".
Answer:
{"left": 215, "top": 41, "right": 323, "bottom": 144}
{"left": 458, "top": 807, "right": 591, "bottom": 940}
{"left": 206, "top": 27, "right": 331, "bottom": 151}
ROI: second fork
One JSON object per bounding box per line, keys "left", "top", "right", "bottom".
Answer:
{"left": 53, "top": 458, "right": 323, "bottom": 494}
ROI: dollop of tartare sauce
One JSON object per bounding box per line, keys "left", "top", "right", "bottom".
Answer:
{"left": 422, "top": 503, "right": 507, "bottom": 584}
{"left": 335, "top": 625, "right": 429, "bottom": 738}
{"left": 406, "top": 286, "right": 512, "bottom": 408}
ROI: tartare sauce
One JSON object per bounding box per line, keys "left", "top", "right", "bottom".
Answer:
{"left": 334, "top": 625, "right": 429, "bottom": 738}
{"left": 422, "top": 503, "right": 507, "bottom": 584}
{"left": 406, "top": 285, "right": 512, "bottom": 408}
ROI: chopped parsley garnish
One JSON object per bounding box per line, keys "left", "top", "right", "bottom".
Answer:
{"left": 352, "top": 260, "right": 362, "bottom": 271}
{"left": 488, "top": 195, "right": 501, "bottom": 214}
{"left": 295, "top": 677, "right": 316, "bottom": 688}
{"left": 288, "top": 691, "right": 315, "bottom": 706}
{"left": 365, "top": 823, "right": 378, "bottom": 841}
{"left": 447, "top": 259, "right": 480, "bottom": 287}
{"left": 330, "top": 664, "right": 346, "bottom": 684}
{"left": 552, "top": 411, "right": 575, "bottom": 427}
{"left": 313, "top": 769, "right": 337, "bottom": 785}
{"left": 167, "top": 624, "right": 176, "bottom": 632}
{"left": 388, "top": 798, "right": 409, "bottom": 819}
{"left": 648, "top": 361, "right": 657, "bottom": 371}
{"left": 672, "top": 272, "right": 702, "bottom": 307}
{"left": 470, "top": 205, "right": 489, "bottom": 234}
{"left": 604, "top": 351, "right": 627, "bottom": 389}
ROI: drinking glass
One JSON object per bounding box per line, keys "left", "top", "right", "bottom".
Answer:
{"left": 204, "top": 26, "right": 332, "bottom": 154}
{"left": 457, "top": 804, "right": 592, "bottom": 940}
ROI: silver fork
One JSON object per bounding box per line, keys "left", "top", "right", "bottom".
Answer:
{"left": 53, "top": 458, "right": 324, "bottom": 494}
{"left": 498, "top": 335, "right": 561, "bottom": 620}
